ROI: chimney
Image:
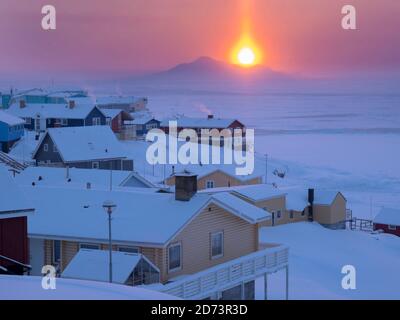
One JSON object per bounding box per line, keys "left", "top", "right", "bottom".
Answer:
{"left": 19, "top": 100, "right": 26, "bottom": 108}
{"left": 69, "top": 100, "right": 75, "bottom": 109}
{"left": 207, "top": 114, "right": 214, "bottom": 119}
{"left": 175, "top": 171, "right": 197, "bottom": 201}
{"left": 308, "top": 188, "right": 314, "bottom": 222}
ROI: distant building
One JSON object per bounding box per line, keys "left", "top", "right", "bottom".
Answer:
{"left": 7, "top": 100, "right": 106, "bottom": 132}
{"left": 102, "top": 109, "right": 136, "bottom": 140}
{"left": 96, "top": 96, "right": 148, "bottom": 113}
{"left": 373, "top": 208, "right": 400, "bottom": 237}
{"left": 160, "top": 115, "right": 245, "bottom": 135}
{"left": 0, "top": 111, "right": 25, "bottom": 153}
{"left": 0, "top": 166, "right": 34, "bottom": 275}
{"left": 132, "top": 116, "right": 160, "bottom": 136}
{"left": 32, "top": 126, "right": 133, "bottom": 170}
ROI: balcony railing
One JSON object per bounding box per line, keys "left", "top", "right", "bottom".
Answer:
{"left": 159, "top": 245, "right": 289, "bottom": 300}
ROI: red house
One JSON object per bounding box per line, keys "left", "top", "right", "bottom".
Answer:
{"left": 373, "top": 208, "right": 400, "bottom": 237}
{"left": 102, "top": 109, "right": 136, "bottom": 140}
{"left": 0, "top": 166, "right": 34, "bottom": 275}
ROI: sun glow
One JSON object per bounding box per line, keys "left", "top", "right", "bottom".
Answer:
{"left": 230, "top": 34, "right": 262, "bottom": 67}
{"left": 237, "top": 47, "right": 255, "bottom": 65}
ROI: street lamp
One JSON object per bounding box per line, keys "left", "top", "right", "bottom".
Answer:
{"left": 103, "top": 200, "right": 116, "bottom": 283}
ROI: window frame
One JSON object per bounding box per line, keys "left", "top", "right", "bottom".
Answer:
{"left": 79, "top": 243, "right": 100, "bottom": 250}
{"left": 388, "top": 225, "right": 397, "bottom": 231}
{"left": 92, "top": 161, "right": 100, "bottom": 169}
{"left": 206, "top": 180, "right": 215, "bottom": 189}
{"left": 118, "top": 246, "right": 140, "bottom": 254}
{"left": 43, "top": 143, "right": 49, "bottom": 152}
{"left": 167, "top": 242, "right": 182, "bottom": 273}
{"left": 210, "top": 231, "right": 224, "bottom": 260}
{"left": 61, "top": 118, "right": 68, "bottom": 126}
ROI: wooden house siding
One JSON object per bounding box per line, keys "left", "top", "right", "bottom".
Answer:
{"left": 165, "top": 171, "right": 262, "bottom": 190}
{"left": 161, "top": 203, "right": 259, "bottom": 282}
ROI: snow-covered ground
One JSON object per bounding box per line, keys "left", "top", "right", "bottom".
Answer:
{"left": 257, "top": 222, "right": 400, "bottom": 300}
{"left": 0, "top": 275, "right": 176, "bottom": 300}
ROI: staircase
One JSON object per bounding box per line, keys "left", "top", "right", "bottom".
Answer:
{"left": 0, "top": 151, "right": 27, "bottom": 171}
{"left": 0, "top": 255, "right": 31, "bottom": 275}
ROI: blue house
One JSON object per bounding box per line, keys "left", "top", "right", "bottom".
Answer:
{"left": 0, "top": 111, "right": 25, "bottom": 153}
{"left": 7, "top": 100, "right": 107, "bottom": 132}
{"left": 132, "top": 117, "right": 160, "bottom": 136}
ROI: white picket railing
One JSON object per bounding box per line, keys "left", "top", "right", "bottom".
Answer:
{"left": 159, "top": 246, "right": 289, "bottom": 300}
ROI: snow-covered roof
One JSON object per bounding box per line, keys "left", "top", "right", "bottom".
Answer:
{"left": 0, "top": 110, "right": 25, "bottom": 126}
{"left": 314, "top": 190, "right": 343, "bottom": 205}
{"left": 0, "top": 275, "right": 175, "bottom": 300}
{"left": 200, "top": 184, "right": 285, "bottom": 202}
{"left": 131, "top": 116, "right": 158, "bottom": 125}
{"left": 211, "top": 192, "right": 271, "bottom": 222}
{"left": 33, "top": 126, "right": 127, "bottom": 162}
{"left": 96, "top": 96, "right": 144, "bottom": 105}
{"left": 0, "top": 165, "right": 34, "bottom": 217}
{"left": 101, "top": 108, "right": 133, "bottom": 120}
{"left": 14, "top": 166, "right": 143, "bottom": 189}
{"left": 160, "top": 116, "right": 243, "bottom": 129}
{"left": 285, "top": 190, "right": 309, "bottom": 211}
{"left": 62, "top": 249, "right": 158, "bottom": 284}
{"left": 7, "top": 102, "right": 101, "bottom": 120}
{"left": 374, "top": 208, "right": 400, "bottom": 226}
{"left": 25, "top": 186, "right": 267, "bottom": 245}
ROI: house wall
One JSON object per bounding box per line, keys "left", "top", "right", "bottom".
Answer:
{"left": 34, "top": 134, "right": 63, "bottom": 164}
{"left": 165, "top": 171, "right": 262, "bottom": 190}
{"left": 0, "top": 216, "right": 29, "bottom": 272}
{"left": 0, "top": 121, "right": 24, "bottom": 143}
{"left": 84, "top": 107, "right": 107, "bottom": 126}
{"left": 46, "top": 118, "right": 84, "bottom": 129}
{"left": 161, "top": 203, "right": 259, "bottom": 282}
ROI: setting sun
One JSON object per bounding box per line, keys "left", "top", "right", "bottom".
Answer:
{"left": 237, "top": 47, "right": 256, "bottom": 66}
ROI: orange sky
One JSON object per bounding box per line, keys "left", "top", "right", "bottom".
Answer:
{"left": 0, "top": 0, "right": 399, "bottom": 77}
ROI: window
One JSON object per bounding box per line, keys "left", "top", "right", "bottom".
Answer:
{"left": 54, "top": 118, "right": 61, "bottom": 125}
{"left": 93, "top": 117, "right": 101, "bottom": 126}
{"left": 106, "top": 118, "right": 111, "bottom": 126}
{"left": 168, "top": 243, "right": 182, "bottom": 272}
{"left": 210, "top": 231, "right": 224, "bottom": 259}
{"left": 206, "top": 180, "right": 215, "bottom": 189}
{"left": 53, "top": 144, "right": 57, "bottom": 153}
{"left": 47, "top": 119, "right": 51, "bottom": 125}
{"left": 43, "top": 143, "right": 48, "bottom": 152}
{"left": 118, "top": 246, "right": 139, "bottom": 254}
{"left": 290, "top": 210, "right": 294, "bottom": 219}
{"left": 25, "top": 118, "right": 31, "bottom": 125}
{"left": 53, "top": 240, "right": 61, "bottom": 265}
{"left": 92, "top": 162, "right": 99, "bottom": 169}
{"left": 79, "top": 243, "right": 100, "bottom": 250}
{"left": 388, "top": 225, "right": 397, "bottom": 231}
{"left": 61, "top": 119, "right": 68, "bottom": 126}
{"left": 276, "top": 210, "right": 282, "bottom": 219}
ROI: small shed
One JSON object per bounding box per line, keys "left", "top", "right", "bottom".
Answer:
{"left": 61, "top": 249, "right": 160, "bottom": 286}
{"left": 373, "top": 208, "right": 400, "bottom": 237}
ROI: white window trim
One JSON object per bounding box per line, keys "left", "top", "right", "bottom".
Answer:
{"left": 206, "top": 180, "right": 215, "bottom": 189}
{"left": 93, "top": 117, "right": 101, "bottom": 126}
{"left": 92, "top": 161, "right": 100, "bottom": 169}
{"left": 276, "top": 210, "right": 282, "bottom": 219}
{"left": 210, "top": 231, "right": 224, "bottom": 260}
{"left": 43, "top": 143, "right": 48, "bottom": 152}
{"left": 79, "top": 243, "right": 100, "bottom": 250}
{"left": 61, "top": 118, "right": 68, "bottom": 126}
{"left": 118, "top": 246, "right": 140, "bottom": 253}
{"left": 388, "top": 225, "right": 397, "bottom": 230}
{"left": 168, "top": 242, "right": 182, "bottom": 273}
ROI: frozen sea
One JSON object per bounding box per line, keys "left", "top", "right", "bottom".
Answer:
{"left": 143, "top": 91, "right": 400, "bottom": 219}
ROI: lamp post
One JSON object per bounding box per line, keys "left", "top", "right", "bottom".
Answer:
{"left": 103, "top": 200, "right": 116, "bottom": 283}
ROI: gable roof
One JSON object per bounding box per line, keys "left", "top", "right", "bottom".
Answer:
{"left": 61, "top": 249, "right": 158, "bottom": 284}
{"left": 7, "top": 102, "right": 103, "bottom": 120}
{"left": 160, "top": 116, "right": 244, "bottom": 129}
{"left": 0, "top": 110, "right": 25, "bottom": 126}
{"left": 25, "top": 186, "right": 268, "bottom": 246}
{"left": 102, "top": 109, "right": 133, "bottom": 120}
{"left": 131, "top": 116, "right": 159, "bottom": 125}
{"left": 373, "top": 208, "right": 400, "bottom": 226}
{"left": 0, "top": 165, "right": 34, "bottom": 217}
{"left": 32, "top": 126, "right": 127, "bottom": 162}
{"left": 204, "top": 184, "right": 286, "bottom": 202}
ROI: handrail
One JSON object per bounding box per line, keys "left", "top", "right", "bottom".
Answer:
{"left": 0, "top": 254, "right": 31, "bottom": 270}
{"left": 159, "top": 246, "right": 289, "bottom": 300}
